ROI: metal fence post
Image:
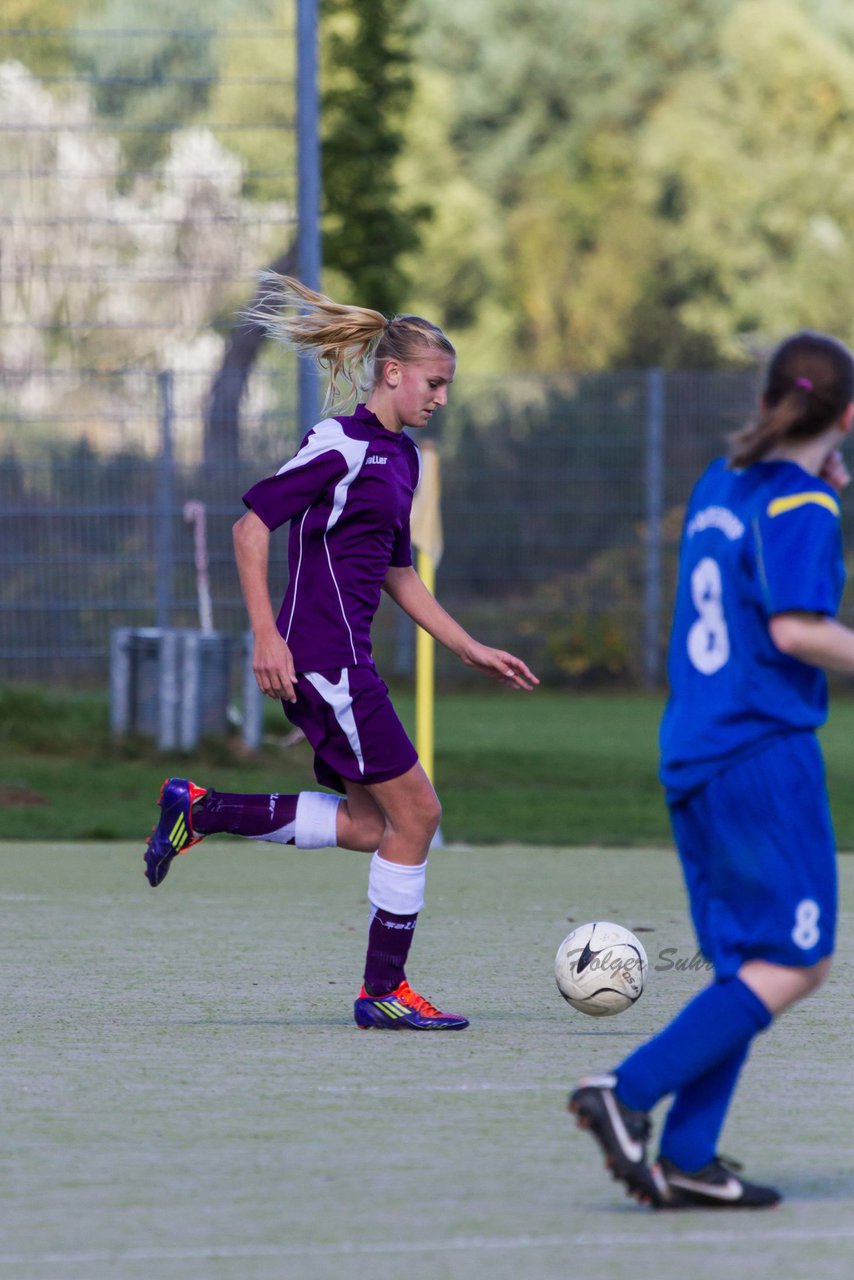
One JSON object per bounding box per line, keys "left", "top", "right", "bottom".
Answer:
{"left": 109, "top": 626, "right": 133, "bottom": 735}
{"left": 296, "top": 0, "right": 322, "bottom": 435}
{"left": 157, "top": 627, "right": 180, "bottom": 750}
{"left": 241, "top": 630, "right": 264, "bottom": 752}
{"left": 179, "top": 630, "right": 202, "bottom": 751}
{"left": 155, "top": 370, "right": 175, "bottom": 629}
{"left": 643, "top": 367, "right": 665, "bottom": 687}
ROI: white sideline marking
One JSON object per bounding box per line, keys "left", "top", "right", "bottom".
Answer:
{"left": 2, "top": 1227, "right": 854, "bottom": 1265}
{"left": 316, "top": 1082, "right": 549, "bottom": 1095}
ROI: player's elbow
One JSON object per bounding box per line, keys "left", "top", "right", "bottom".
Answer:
{"left": 768, "top": 612, "right": 815, "bottom": 657}
{"left": 233, "top": 509, "right": 265, "bottom": 551}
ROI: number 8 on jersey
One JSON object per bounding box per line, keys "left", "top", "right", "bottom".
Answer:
{"left": 687, "top": 556, "right": 730, "bottom": 675}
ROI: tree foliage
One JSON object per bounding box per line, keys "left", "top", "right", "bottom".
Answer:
{"left": 72, "top": 0, "right": 241, "bottom": 175}
{"left": 0, "top": 0, "right": 96, "bottom": 76}
{"left": 7, "top": 0, "right": 854, "bottom": 383}
{"left": 634, "top": 1, "right": 854, "bottom": 362}
{"left": 403, "top": 0, "right": 854, "bottom": 371}
{"left": 320, "top": 0, "right": 428, "bottom": 314}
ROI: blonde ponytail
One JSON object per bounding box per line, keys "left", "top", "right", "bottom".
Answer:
{"left": 247, "top": 274, "right": 455, "bottom": 415}
{"left": 247, "top": 274, "right": 389, "bottom": 412}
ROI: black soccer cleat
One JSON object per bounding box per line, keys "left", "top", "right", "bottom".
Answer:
{"left": 568, "top": 1074, "right": 666, "bottom": 1207}
{"left": 655, "top": 1155, "right": 782, "bottom": 1209}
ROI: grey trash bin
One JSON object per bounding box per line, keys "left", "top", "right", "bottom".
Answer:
{"left": 110, "top": 627, "right": 233, "bottom": 751}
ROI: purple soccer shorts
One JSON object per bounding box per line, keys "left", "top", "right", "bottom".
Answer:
{"left": 283, "top": 663, "right": 418, "bottom": 793}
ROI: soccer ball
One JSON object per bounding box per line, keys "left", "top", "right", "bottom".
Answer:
{"left": 554, "top": 921, "right": 648, "bottom": 1017}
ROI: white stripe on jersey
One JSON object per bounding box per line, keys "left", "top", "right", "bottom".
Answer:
{"left": 303, "top": 668, "right": 365, "bottom": 774}
{"left": 283, "top": 507, "right": 310, "bottom": 652}
{"left": 279, "top": 419, "right": 369, "bottom": 666}
{"left": 275, "top": 418, "right": 357, "bottom": 477}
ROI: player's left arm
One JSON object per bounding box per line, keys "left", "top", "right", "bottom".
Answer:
{"left": 382, "top": 565, "right": 539, "bottom": 691}
{"left": 760, "top": 484, "right": 846, "bottom": 669}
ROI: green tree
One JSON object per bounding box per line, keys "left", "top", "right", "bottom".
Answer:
{"left": 320, "top": 0, "right": 428, "bottom": 314}
{"left": 205, "top": 1, "right": 429, "bottom": 459}
{"left": 0, "top": 0, "right": 96, "bottom": 77}
{"left": 395, "top": 67, "right": 513, "bottom": 372}
{"left": 632, "top": 0, "right": 854, "bottom": 363}
{"left": 205, "top": 0, "right": 295, "bottom": 203}
{"left": 404, "top": 0, "right": 854, "bottom": 371}
{"left": 72, "top": 0, "right": 243, "bottom": 175}
{"left": 401, "top": 0, "right": 738, "bottom": 370}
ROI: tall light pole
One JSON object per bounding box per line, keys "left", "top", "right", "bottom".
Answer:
{"left": 296, "top": 0, "right": 322, "bottom": 433}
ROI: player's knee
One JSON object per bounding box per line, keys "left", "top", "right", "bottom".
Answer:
{"left": 789, "top": 956, "right": 832, "bottom": 1005}
{"left": 394, "top": 791, "right": 441, "bottom": 843}
{"left": 418, "top": 791, "right": 442, "bottom": 838}
{"left": 803, "top": 955, "right": 832, "bottom": 995}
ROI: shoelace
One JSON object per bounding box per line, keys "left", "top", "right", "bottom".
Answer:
{"left": 395, "top": 981, "right": 442, "bottom": 1017}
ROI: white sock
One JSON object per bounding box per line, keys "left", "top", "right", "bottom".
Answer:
{"left": 367, "top": 852, "right": 426, "bottom": 915}
{"left": 294, "top": 792, "right": 340, "bottom": 849}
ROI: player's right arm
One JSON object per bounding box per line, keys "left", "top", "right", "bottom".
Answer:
{"left": 233, "top": 510, "right": 297, "bottom": 703}
{"left": 769, "top": 612, "right": 854, "bottom": 674}
{"left": 235, "top": 432, "right": 350, "bottom": 703}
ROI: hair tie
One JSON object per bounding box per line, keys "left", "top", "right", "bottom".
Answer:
{"left": 795, "top": 377, "right": 813, "bottom": 391}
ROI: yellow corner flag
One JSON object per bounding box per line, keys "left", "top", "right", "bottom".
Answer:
{"left": 409, "top": 442, "right": 442, "bottom": 791}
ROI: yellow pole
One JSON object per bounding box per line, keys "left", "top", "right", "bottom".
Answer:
{"left": 415, "top": 546, "right": 436, "bottom": 783}
{"left": 410, "top": 440, "right": 442, "bottom": 850}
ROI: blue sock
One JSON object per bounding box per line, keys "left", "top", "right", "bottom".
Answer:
{"left": 615, "top": 976, "right": 771, "bottom": 1113}
{"left": 657, "top": 1042, "right": 749, "bottom": 1171}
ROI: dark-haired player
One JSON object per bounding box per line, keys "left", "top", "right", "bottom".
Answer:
{"left": 571, "top": 331, "right": 854, "bottom": 1207}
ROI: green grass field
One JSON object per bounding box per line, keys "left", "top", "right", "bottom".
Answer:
{"left": 5, "top": 684, "right": 854, "bottom": 847}
{"left": 2, "top": 839, "right": 853, "bottom": 1280}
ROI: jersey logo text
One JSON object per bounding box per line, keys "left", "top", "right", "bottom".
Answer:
{"left": 686, "top": 506, "right": 745, "bottom": 541}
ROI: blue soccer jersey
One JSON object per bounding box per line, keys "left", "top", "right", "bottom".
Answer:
{"left": 660, "top": 457, "right": 845, "bottom": 796}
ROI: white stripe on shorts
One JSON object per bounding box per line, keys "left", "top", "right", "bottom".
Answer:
{"left": 303, "top": 668, "right": 365, "bottom": 774}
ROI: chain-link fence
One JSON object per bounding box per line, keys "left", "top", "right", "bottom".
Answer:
{"left": 0, "top": 15, "right": 299, "bottom": 699}
{"left": 6, "top": 21, "right": 854, "bottom": 694}
{"left": 5, "top": 364, "right": 810, "bottom": 691}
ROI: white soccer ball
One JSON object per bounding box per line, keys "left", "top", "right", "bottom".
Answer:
{"left": 555, "top": 921, "right": 648, "bottom": 1017}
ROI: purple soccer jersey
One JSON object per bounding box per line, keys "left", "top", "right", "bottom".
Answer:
{"left": 243, "top": 405, "right": 421, "bottom": 673}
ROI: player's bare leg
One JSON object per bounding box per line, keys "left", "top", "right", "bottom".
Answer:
{"left": 347, "top": 767, "right": 467, "bottom": 1030}
{"left": 738, "top": 956, "right": 831, "bottom": 1014}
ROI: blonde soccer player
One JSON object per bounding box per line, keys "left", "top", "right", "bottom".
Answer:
{"left": 144, "top": 277, "right": 538, "bottom": 1030}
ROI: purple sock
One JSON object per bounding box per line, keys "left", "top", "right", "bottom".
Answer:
{"left": 363, "top": 908, "right": 418, "bottom": 995}
{"left": 193, "top": 789, "right": 299, "bottom": 841}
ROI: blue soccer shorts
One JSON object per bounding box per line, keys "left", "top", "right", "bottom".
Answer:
{"left": 668, "top": 732, "right": 837, "bottom": 978}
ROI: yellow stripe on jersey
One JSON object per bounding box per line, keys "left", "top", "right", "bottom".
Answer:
{"left": 767, "top": 491, "right": 840, "bottom": 519}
